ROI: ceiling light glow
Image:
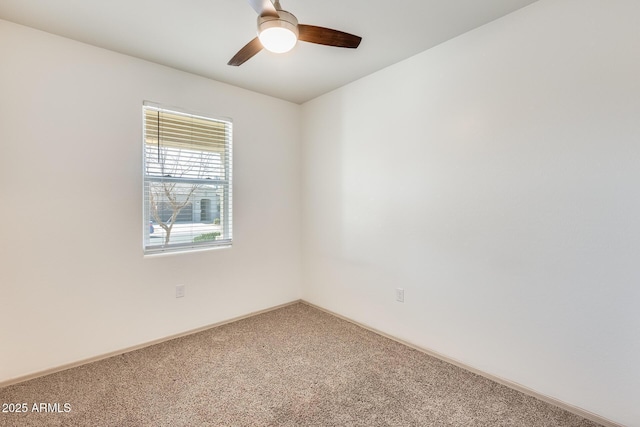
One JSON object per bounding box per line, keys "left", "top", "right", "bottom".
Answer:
{"left": 259, "top": 27, "right": 297, "bottom": 53}
{"left": 258, "top": 11, "right": 299, "bottom": 54}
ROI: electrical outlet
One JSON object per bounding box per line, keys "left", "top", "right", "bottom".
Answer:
{"left": 395, "top": 288, "right": 404, "bottom": 303}
{"left": 176, "top": 284, "right": 185, "bottom": 298}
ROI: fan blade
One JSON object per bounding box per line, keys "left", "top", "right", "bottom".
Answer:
{"left": 228, "top": 37, "right": 263, "bottom": 66}
{"left": 246, "top": 0, "right": 279, "bottom": 17}
{"left": 298, "top": 24, "right": 362, "bottom": 48}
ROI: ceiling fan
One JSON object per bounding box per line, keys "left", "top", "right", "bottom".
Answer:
{"left": 228, "top": 0, "right": 362, "bottom": 66}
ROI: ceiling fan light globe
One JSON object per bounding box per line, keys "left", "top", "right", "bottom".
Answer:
{"left": 259, "top": 27, "right": 297, "bottom": 53}
{"left": 257, "top": 11, "right": 299, "bottom": 53}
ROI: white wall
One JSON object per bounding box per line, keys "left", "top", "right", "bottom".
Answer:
{"left": 301, "top": 1, "right": 640, "bottom": 425}
{"left": 0, "top": 20, "right": 301, "bottom": 383}
{"left": 3, "top": 1, "right": 640, "bottom": 424}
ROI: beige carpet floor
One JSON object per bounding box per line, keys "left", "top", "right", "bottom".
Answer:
{"left": 0, "top": 302, "right": 601, "bottom": 426}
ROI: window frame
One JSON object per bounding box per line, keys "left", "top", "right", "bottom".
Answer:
{"left": 142, "top": 102, "right": 233, "bottom": 255}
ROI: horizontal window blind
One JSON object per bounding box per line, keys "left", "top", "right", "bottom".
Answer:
{"left": 143, "top": 103, "right": 232, "bottom": 254}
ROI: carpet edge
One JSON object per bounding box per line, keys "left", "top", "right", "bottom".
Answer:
{"left": 300, "top": 300, "right": 623, "bottom": 427}
{"left": 0, "top": 299, "right": 302, "bottom": 389}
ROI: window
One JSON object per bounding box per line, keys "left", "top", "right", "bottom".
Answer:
{"left": 143, "top": 103, "right": 232, "bottom": 254}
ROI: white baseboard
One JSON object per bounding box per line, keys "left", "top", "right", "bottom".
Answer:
{"left": 0, "top": 299, "right": 302, "bottom": 389}
{"left": 302, "top": 300, "right": 623, "bottom": 427}
{"left": 1, "top": 298, "right": 623, "bottom": 427}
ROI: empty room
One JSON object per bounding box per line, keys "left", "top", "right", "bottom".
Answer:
{"left": 0, "top": 0, "right": 638, "bottom": 426}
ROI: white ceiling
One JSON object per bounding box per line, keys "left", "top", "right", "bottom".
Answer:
{"left": 0, "top": 0, "right": 539, "bottom": 104}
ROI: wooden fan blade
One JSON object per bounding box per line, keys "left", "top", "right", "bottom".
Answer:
{"left": 298, "top": 24, "right": 362, "bottom": 48}
{"left": 246, "top": 0, "right": 279, "bottom": 17}
{"left": 228, "top": 37, "right": 263, "bottom": 66}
